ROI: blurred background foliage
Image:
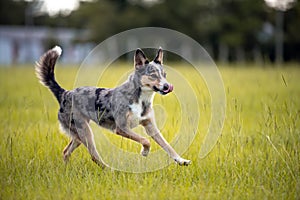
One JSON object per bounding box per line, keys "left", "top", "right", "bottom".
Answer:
{"left": 1, "top": 0, "right": 299, "bottom": 63}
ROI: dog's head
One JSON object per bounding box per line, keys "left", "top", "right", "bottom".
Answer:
{"left": 134, "top": 48, "right": 173, "bottom": 95}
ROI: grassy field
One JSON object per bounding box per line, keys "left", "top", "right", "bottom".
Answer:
{"left": 0, "top": 63, "right": 299, "bottom": 199}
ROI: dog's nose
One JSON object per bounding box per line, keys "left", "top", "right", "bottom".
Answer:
{"left": 163, "top": 83, "right": 169, "bottom": 91}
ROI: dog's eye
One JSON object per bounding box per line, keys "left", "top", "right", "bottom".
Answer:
{"left": 150, "top": 74, "right": 158, "bottom": 79}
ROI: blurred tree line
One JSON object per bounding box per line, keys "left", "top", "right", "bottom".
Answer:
{"left": 1, "top": 0, "right": 299, "bottom": 63}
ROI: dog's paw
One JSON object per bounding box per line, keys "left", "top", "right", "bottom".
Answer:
{"left": 91, "top": 157, "right": 108, "bottom": 169}
{"left": 174, "top": 157, "right": 191, "bottom": 166}
{"left": 63, "top": 153, "right": 70, "bottom": 163}
{"left": 141, "top": 147, "right": 150, "bottom": 157}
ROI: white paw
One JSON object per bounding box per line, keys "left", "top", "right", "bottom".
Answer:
{"left": 174, "top": 157, "right": 191, "bottom": 166}
{"left": 141, "top": 147, "right": 150, "bottom": 157}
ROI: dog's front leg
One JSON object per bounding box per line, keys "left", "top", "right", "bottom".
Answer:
{"left": 141, "top": 118, "right": 191, "bottom": 166}
{"left": 116, "top": 127, "right": 151, "bottom": 157}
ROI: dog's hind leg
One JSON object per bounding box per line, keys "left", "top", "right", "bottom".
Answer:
{"left": 59, "top": 118, "right": 82, "bottom": 163}
{"left": 116, "top": 127, "right": 151, "bottom": 156}
{"left": 63, "top": 138, "right": 81, "bottom": 162}
{"left": 73, "top": 116, "right": 107, "bottom": 168}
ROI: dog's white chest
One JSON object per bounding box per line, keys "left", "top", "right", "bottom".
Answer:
{"left": 129, "top": 102, "right": 148, "bottom": 123}
{"left": 129, "top": 103, "right": 143, "bottom": 119}
{"left": 128, "top": 90, "right": 154, "bottom": 127}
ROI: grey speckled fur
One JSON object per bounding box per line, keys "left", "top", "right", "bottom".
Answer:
{"left": 35, "top": 46, "right": 191, "bottom": 168}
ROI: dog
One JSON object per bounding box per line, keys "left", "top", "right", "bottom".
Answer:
{"left": 35, "top": 46, "right": 191, "bottom": 168}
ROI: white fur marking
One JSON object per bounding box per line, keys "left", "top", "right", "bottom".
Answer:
{"left": 130, "top": 103, "right": 142, "bottom": 118}
{"left": 52, "top": 46, "right": 62, "bottom": 56}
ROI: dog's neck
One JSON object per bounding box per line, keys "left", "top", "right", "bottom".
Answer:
{"left": 140, "top": 86, "right": 155, "bottom": 103}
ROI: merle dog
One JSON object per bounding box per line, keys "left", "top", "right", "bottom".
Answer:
{"left": 35, "top": 46, "right": 191, "bottom": 168}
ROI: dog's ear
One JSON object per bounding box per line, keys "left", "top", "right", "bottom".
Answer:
{"left": 154, "top": 47, "right": 163, "bottom": 64}
{"left": 134, "top": 48, "right": 148, "bottom": 69}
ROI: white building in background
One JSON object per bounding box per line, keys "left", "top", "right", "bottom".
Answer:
{"left": 0, "top": 26, "right": 94, "bottom": 65}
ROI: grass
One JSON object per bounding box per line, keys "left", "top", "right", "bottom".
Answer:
{"left": 0, "top": 63, "right": 299, "bottom": 199}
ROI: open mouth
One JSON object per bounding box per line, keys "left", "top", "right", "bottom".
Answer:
{"left": 153, "top": 84, "right": 174, "bottom": 95}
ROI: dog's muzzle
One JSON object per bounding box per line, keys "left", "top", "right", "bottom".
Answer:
{"left": 153, "top": 83, "right": 174, "bottom": 95}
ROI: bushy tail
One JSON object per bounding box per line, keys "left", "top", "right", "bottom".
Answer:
{"left": 35, "top": 46, "right": 65, "bottom": 103}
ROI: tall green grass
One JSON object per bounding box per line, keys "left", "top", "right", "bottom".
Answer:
{"left": 0, "top": 64, "right": 299, "bottom": 199}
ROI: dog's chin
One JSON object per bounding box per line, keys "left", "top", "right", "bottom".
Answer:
{"left": 153, "top": 85, "right": 173, "bottom": 95}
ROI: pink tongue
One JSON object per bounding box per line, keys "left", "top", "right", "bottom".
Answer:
{"left": 164, "top": 84, "right": 173, "bottom": 93}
